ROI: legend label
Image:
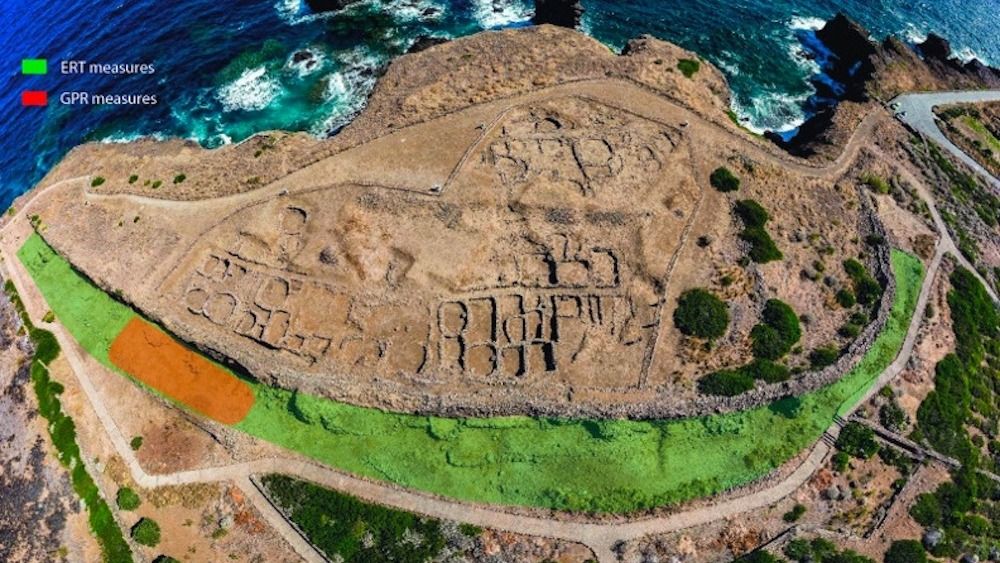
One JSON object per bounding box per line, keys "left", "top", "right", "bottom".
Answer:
{"left": 22, "top": 58, "right": 48, "bottom": 75}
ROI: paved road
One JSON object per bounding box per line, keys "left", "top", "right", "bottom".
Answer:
{"left": 3, "top": 88, "right": 995, "bottom": 562}
{"left": 891, "top": 90, "right": 1000, "bottom": 191}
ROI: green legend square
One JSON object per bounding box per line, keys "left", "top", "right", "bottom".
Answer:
{"left": 22, "top": 58, "right": 48, "bottom": 75}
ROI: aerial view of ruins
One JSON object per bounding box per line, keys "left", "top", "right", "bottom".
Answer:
{"left": 1, "top": 1, "right": 998, "bottom": 562}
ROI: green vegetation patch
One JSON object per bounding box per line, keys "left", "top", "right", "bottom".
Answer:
{"left": 2, "top": 280, "right": 132, "bottom": 562}
{"left": 116, "top": 487, "right": 141, "bottom": 511}
{"left": 735, "top": 199, "right": 782, "bottom": 263}
{"left": 710, "top": 167, "right": 740, "bottom": 192}
{"left": 843, "top": 258, "right": 882, "bottom": 307}
{"left": 18, "top": 234, "right": 924, "bottom": 513}
{"left": 262, "top": 474, "right": 446, "bottom": 562}
{"left": 750, "top": 299, "right": 801, "bottom": 360}
{"left": 783, "top": 537, "right": 874, "bottom": 562}
{"left": 131, "top": 518, "right": 161, "bottom": 547}
{"left": 676, "top": 58, "right": 700, "bottom": 78}
{"left": 672, "top": 288, "right": 729, "bottom": 340}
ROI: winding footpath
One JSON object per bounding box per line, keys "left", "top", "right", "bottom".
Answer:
{"left": 0, "top": 89, "right": 995, "bottom": 562}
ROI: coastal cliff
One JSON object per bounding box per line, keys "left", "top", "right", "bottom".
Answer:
{"left": 773, "top": 13, "right": 1000, "bottom": 159}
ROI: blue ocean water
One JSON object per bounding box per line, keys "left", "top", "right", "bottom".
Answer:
{"left": 0, "top": 0, "right": 997, "bottom": 210}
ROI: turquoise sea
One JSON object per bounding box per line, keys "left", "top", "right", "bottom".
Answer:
{"left": 0, "top": 0, "right": 997, "bottom": 209}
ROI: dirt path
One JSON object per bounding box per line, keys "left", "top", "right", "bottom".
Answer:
{"left": 1, "top": 89, "right": 988, "bottom": 562}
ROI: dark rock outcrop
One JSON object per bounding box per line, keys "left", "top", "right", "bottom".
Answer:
{"left": 814, "top": 13, "right": 876, "bottom": 101}
{"left": 918, "top": 33, "right": 952, "bottom": 61}
{"left": 304, "top": 0, "right": 354, "bottom": 13}
{"left": 533, "top": 0, "right": 583, "bottom": 29}
{"left": 407, "top": 36, "right": 449, "bottom": 54}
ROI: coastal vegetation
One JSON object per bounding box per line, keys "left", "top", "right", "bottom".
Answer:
{"left": 261, "top": 474, "right": 448, "bottom": 562}
{"left": 131, "top": 518, "right": 161, "bottom": 547}
{"left": 91, "top": 176, "right": 106, "bottom": 187}
{"left": 676, "top": 58, "right": 700, "bottom": 78}
{"left": 116, "top": 487, "right": 141, "bottom": 511}
{"left": 673, "top": 288, "right": 730, "bottom": 339}
{"left": 18, "top": 234, "right": 923, "bottom": 513}
{"left": 2, "top": 280, "right": 132, "bottom": 562}
{"left": 735, "top": 199, "right": 782, "bottom": 263}
{"left": 908, "top": 266, "right": 1000, "bottom": 559}
{"left": 710, "top": 166, "right": 740, "bottom": 192}
{"left": 750, "top": 299, "right": 802, "bottom": 360}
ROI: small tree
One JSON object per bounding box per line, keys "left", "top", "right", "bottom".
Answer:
{"left": 836, "top": 421, "right": 880, "bottom": 459}
{"left": 697, "top": 369, "right": 755, "bottom": 396}
{"left": 131, "top": 518, "right": 161, "bottom": 547}
{"left": 673, "top": 288, "right": 730, "bottom": 339}
{"left": 884, "top": 540, "right": 927, "bottom": 563}
{"left": 710, "top": 167, "right": 740, "bottom": 192}
{"left": 116, "top": 487, "right": 140, "bottom": 511}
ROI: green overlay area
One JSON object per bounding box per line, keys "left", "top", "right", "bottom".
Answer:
{"left": 18, "top": 233, "right": 924, "bottom": 513}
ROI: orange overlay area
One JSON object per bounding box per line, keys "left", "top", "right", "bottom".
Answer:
{"left": 109, "top": 318, "right": 254, "bottom": 424}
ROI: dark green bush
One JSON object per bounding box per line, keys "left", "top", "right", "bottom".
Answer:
{"left": 677, "top": 58, "right": 700, "bottom": 78}
{"left": 734, "top": 550, "right": 779, "bottom": 563}
{"left": 782, "top": 503, "right": 806, "bottom": 522}
{"left": 884, "top": 540, "right": 927, "bottom": 563}
{"left": 116, "top": 487, "right": 140, "bottom": 511}
{"left": 130, "top": 436, "right": 143, "bottom": 451}
{"left": 879, "top": 400, "right": 908, "bottom": 432}
{"left": 131, "top": 518, "right": 161, "bottom": 547}
{"left": 836, "top": 421, "right": 880, "bottom": 459}
{"left": 750, "top": 299, "right": 801, "bottom": 360}
{"left": 710, "top": 167, "right": 740, "bottom": 192}
{"left": 673, "top": 288, "right": 730, "bottom": 339}
{"left": 836, "top": 288, "right": 857, "bottom": 308}
{"left": 741, "top": 227, "right": 783, "bottom": 263}
{"left": 843, "top": 259, "right": 883, "bottom": 305}
{"left": 261, "top": 474, "right": 446, "bottom": 562}
{"left": 839, "top": 322, "right": 861, "bottom": 338}
{"left": 90, "top": 176, "right": 105, "bottom": 187}
{"left": 832, "top": 451, "right": 850, "bottom": 472}
{"left": 697, "top": 369, "right": 755, "bottom": 397}
{"left": 734, "top": 199, "right": 769, "bottom": 228}
{"left": 741, "top": 358, "right": 790, "bottom": 383}
{"left": 809, "top": 345, "right": 839, "bottom": 368}
{"left": 128, "top": 175, "right": 139, "bottom": 184}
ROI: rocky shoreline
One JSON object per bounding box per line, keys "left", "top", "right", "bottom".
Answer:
{"left": 770, "top": 13, "right": 1000, "bottom": 158}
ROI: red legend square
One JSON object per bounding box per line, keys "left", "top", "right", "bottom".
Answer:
{"left": 22, "top": 90, "right": 48, "bottom": 107}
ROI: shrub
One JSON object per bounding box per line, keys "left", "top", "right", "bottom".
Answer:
{"left": 836, "top": 288, "right": 856, "bottom": 308}
{"left": 761, "top": 299, "right": 801, "bottom": 344}
{"left": 741, "top": 358, "right": 790, "bottom": 383}
{"left": 130, "top": 436, "right": 143, "bottom": 451}
{"left": 750, "top": 325, "right": 786, "bottom": 360}
{"left": 832, "top": 451, "right": 850, "bottom": 472}
{"left": 843, "top": 259, "right": 882, "bottom": 306}
{"left": 710, "top": 167, "right": 740, "bottom": 192}
{"left": 173, "top": 174, "right": 186, "bottom": 184}
{"left": 809, "top": 345, "right": 839, "bottom": 368}
{"left": 116, "top": 487, "right": 140, "bottom": 511}
{"left": 152, "top": 557, "right": 180, "bottom": 563}
{"left": 741, "top": 228, "right": 783, "bottom": 263}
{"left": 750, "top": 300, "right": 801, "bottom": 360}
{"left": 735, "top": 550, "right": 779, "bottom": 563}
{"left": 836, "top": 421, "right": 879, "bottom": 459}
{"left": 879, "top": 400, "right": 908, "bottom": 432}
{"left": 128, "top": 175, "right": 139, "bottom": 184}
{"left": 151, "top": 180, "right": 162, "bottom": 189}
{"left": 734, "top": 199, "right": 769, "bottom": 228}
{"left": 677, "top": 58, "right": 700, "bottom": 78}
{"left": 41, "top": 310, "right": 55, "bottom": 323}
{"left": 131, "top": 518, "right": 161, "bottom": 547}
{"left": 697, "top": 369, "right": 755, "bottom": 396}
{"left": 884, "top": 540, "right": 927, "bottom": 563}
{"left": 782, "top": 503, "right": 806, "bottom": 522}
{"left": 861, "top": 173, "right": 890, "bottom": 194}
{"left": 839, "top": 323, "right": 861, "bottom": 338}
{"left": 673, "top": 288, "right": 729, "bottom": 339}
{"left": 91, "top": 176, "right": 105, "bottom": 187}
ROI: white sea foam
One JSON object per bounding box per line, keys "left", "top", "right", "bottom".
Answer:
{"left": 217, "top": 66, "right": 281, "bottom": 112}
{"left": 311, "top": 47, "right": 383, "bottom": 135}
{"left": 729, "top": 90, "right": 810, "bottom": 135}
{"left": 902, "top": 25, "right": 928, "bottom": 45}
{"left": 275, "top": 0, "right": 303, "bottom": 22}
{"left": 472, "top": 0, "right": 531, "bottom": 29}
{"left": 99, "top": 132, "right": 165, "bottom": 144}
{"left": 788, "top": 16, "right": 826, "bottom": 31}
